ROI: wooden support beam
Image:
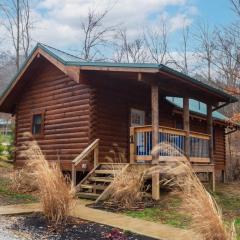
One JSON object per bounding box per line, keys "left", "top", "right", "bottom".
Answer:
{"left": 151, "top": 83, "right": 159, "bottom": 154}
{"left": 183, "top": 97, "right": 190, "bottom": 159}
{"left": 72, "top": 164, "right": 76, "bottom": 186}
{"left": 209, "top": 171, "right": 215, "bottom": 192}
{"left": 129, "top": 127, "right": 135, "bottom": 164}
{"left": 137, "top": 72, "right": 142, "bottom": 81}
{"left": 207, "top": 104, "right": 214, "bottom": 161}
{"left": 207, "top": 104, "right": 215, "bottom": 191}
{"left": 151, "top": 83, "right": 160, "bottom": 200}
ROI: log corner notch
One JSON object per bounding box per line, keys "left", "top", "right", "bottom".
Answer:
{"left": 151, "top": 82, "right": 160, "bottom": 200}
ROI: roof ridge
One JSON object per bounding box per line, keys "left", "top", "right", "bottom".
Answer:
{"left": 37, "top": 43, "right": 83, "bottom": 61}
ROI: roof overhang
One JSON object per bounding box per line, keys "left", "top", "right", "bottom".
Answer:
{"left": 0, "top": 43, "right": 238, "bottom": 113}
{"left": 0, "top": 46, "right": 81, "bottom": 113}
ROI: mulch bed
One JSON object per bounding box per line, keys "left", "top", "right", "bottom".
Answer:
{"left": 8, "top": 212, "right": 157, "bottom": 240}
{"left": 89, "top": 197, "right": 157, "bottom": 212}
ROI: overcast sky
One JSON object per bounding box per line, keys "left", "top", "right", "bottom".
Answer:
{"left": 0, "top": 0, "right": 237, "bottom": 57}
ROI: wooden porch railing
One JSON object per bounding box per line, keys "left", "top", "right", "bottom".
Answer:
{"left": 130, "top": 126, "right": 210, "bottom": 163}
{"left": 72, "top": 139, "right": 99, "bottom": 186}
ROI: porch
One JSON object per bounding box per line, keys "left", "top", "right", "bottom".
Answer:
{"left": 129, "top": 125, "right": 211, "bottom": 163}
{"left": 70, "top": 66, "right": 232, "bottom": 202}
{"left": 72, "top": 73, "right": 217, "bottom": 201}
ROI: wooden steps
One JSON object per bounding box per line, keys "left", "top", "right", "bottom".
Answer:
{"left": 76, "top": 163, "right": 128, "bottom": 201}
{"left": 77, "top": 192, "right": 100, "bottom": 200}
{"left": 80, "top": 184, "right": 107, "bottom": 191}
{"left": 88, "top": 177, "right": 113, "bottom": 183}
{"left": 94, "top": 169, "right": 119, "bottom": 174}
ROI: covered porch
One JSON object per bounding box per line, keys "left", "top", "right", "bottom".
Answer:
{"left": 73, "top": 65, "right": 236, "bottom": 201}
{"left": 128, "top": 80, "right": 216, "bottom": 200}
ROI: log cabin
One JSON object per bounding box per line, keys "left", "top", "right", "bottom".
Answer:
{"left": 0, "top": 43, "right": 238, "bottom": 201}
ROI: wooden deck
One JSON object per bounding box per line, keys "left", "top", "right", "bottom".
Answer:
{"left": 130, "top": 125, "right": 211, "bottom": 164}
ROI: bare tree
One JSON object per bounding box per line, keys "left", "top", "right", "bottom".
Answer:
{"left": 80, "top": 8, "right": 115, "bottom": 61}
{"left": 230, "top": 0, "right": 240, "bottom": 16}
{"left": 112, "top": 28, "right": 129, "bottom": 63}
{"left": 0, "top": 0, "right": 32, "bottom": 70}
{"left": 20, "top": 0, "right": 31, "bottom": 58}
{"left": 144, "top": 20, "right": 168, "bottom": 64}
{"left": 112, "top": 28, "right": 148, "bottom": 63}
{"left": 170, "top": 25, "right": 191, "bottom": 74}
{"left": 194, "top": 22, "right": 216, "bottom": 81}
{"left": 215, "top": 29, "right": 240, "bottom": 87}
{"left": 0, "top": 0, "right": 20, "bottom": 70}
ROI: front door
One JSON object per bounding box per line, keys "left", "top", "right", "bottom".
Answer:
{"left": 130, "top": 108, "right": 146, "bottom": 162}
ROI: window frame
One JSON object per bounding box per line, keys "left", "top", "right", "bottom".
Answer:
{"left": 130, "top": 108, "right": 145, "bottom": 127}
{"left": 31, "top": 110, "right": 45, "bottom": 137}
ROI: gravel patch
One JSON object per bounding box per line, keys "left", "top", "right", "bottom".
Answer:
{"left": 0, "top": 215, "right": 30, "bottom": 240}
{"left": 1, "top": 213, "right": 157, "bottom": 240}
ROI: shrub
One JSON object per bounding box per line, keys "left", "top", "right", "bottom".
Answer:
{"left": 0, "top": 133, "right": 13, "bottom": 161}
{"left": 22, "top": 138, "right": 75, "bottom": 225}
{"left": 10, "top": 168, "right": 38, "bottom": 193}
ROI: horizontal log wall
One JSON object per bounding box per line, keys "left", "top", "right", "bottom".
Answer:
{"left": 92, "top": 78, "right": 176, "bottom": 162}
{"left": 14, "top": 62, "right": 226, "bottom": 173}
{"left": 92, "top": 77, "right": 226, "bottom": 171}
{"left": 15, "top": 59, "right": 92, "bottom": 170}
{"left": 213, "top": 126, "right": 226, "bottom": 171}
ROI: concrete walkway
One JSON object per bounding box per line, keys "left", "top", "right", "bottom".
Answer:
{"left": 0, "top": 201, "right": 200, "bottom": 240}
{"left": 0, "top": 203, "right": 41, "bottom": 215}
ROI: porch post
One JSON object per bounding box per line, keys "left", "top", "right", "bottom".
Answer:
{"left": 207, "top": 104, "right": 214, "bottom": 161}
{"left": 207, "top": 104, "right": 215, "bottom": 191}
{"left": 183, "top": 97, "right": 190, "bottom": 159}
{"left": 151, "top": 83, "right": 160, "bottom": 200}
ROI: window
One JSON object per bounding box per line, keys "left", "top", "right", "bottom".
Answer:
{"left": 32, "top": 113, "right": 43, "bottom": 135}
{"left": 130, "top": 108, "right": 145, "bottom": 126}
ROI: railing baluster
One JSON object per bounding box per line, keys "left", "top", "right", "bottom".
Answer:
{"left": 132, "top": 125, "right": 211, "bottom": 162}
{"left": 144, "top": 131, "right": 147, "bottom": 155}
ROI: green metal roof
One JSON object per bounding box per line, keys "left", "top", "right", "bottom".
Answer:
{"left": 39, "top": 43, "right": 238, "bottom": 103}
{"left": 166, "top": 97, "right": 228, "bottom": 121}
{"left": 0, "top": 43, "right": 238, "bottom": 106}
{"left": 40, "top": 43, "right": 159, "bottom": 68}
{"left": 41, "top": 44, "right": 83, "bottom": 62}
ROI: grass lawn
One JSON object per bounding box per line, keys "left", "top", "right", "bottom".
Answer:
{"left": 125, "top": 193, "right": 191, "bottom": 228}
{"left": 236, "top": 219, "right": 240, "bottom": 240}
{"left": 0, "top": 159, "right": 13, "bottom": 169}
{"left": 125, "top": 183, "right": 240, "bottom": 238}
{"left": 214, "top": 183, "right": 240, "bottom": 239}
{"left": 0, "top": 159, "right": 37, "bottom": 205}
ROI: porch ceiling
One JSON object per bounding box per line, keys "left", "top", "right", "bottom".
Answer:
{"left": 81, "top": 70, "right": 234, "bottom": 106}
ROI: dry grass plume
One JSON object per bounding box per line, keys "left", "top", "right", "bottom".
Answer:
{"left": 108, "top": 166, "right": 145, "bottom": 209}
{"left": 148, "top": 142, "right": 236, "bottom": 240}
{"left": 21, "top": 136, "right": 75, "bottom": 225}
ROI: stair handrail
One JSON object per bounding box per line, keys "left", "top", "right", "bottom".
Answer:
{"left": 72, "top": 139, "right": 100, "bottom": 186}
